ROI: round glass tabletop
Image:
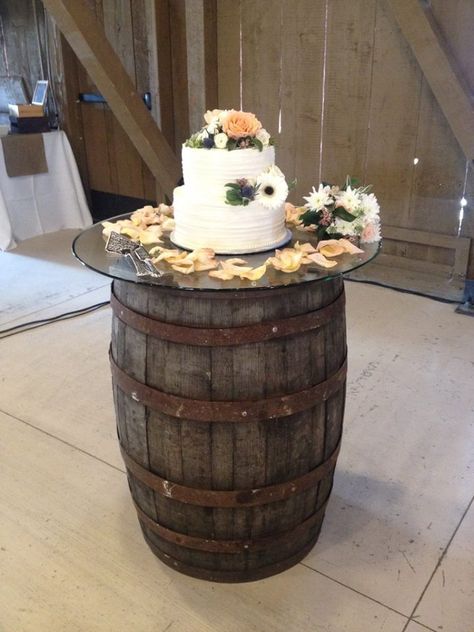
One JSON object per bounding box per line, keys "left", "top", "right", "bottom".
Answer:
{"left": 73, "top": 214, "right": 380, "bottom": 292}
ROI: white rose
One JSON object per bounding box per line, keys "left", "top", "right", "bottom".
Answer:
{"left": 206, "top": 120, "right": 220, "bottom": 134}
{"left": 256, "top": 128, "right": 271, "bottom": 145}
{"left": 265, "top": 164, "right": 284, "bottom": 178}
{"left": 214, "top": 132, "right": 228, "bottom": 149}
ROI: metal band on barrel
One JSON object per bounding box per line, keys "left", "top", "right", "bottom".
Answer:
{"left": 134, "top": 495, "right": 329, "bottom": 553}
{"left": 110, "top": 289, "right": 345, "bottom": 346}
{"left": 120, "top": 438, "right": 340, "bottom": 507}
{"left": 110, "top": 352, "right": 347, "bottom": 422}
{"left": 143, "top": 528, "right": 323, "bottom": 583}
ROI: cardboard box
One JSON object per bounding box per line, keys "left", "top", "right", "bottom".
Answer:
{"left": 8, "top": 104, "right": 44, "bottom": 118}
{"left": 9, "top": 115, "right": 50, "bottom": 134}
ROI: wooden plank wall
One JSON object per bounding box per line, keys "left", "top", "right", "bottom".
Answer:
{"left": 0, "top": 0, "right": 50, "bottom": 106}
{"left": 216, "top": 0, "right": 474, "bottom": 278}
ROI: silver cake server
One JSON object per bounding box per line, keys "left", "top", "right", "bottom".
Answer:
{"left": 105, "top": 231, "right": 162, "bottom": 278}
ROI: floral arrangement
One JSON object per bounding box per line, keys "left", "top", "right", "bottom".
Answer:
{"left": 225, "top": 165, "right": 289, "bottom": 209}
{"left": 286, "top": 177, "right": 381, "bottom": 243}
{"left": 185, "top": 109, "right": 274, "bottom": 151}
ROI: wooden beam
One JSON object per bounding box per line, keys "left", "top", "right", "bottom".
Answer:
{"left": 41, "top": 0, "right": 181, "bottom": 198}
{"left": 387, "top": 0, "right": 474, "bottom": 162}
{"left": 383, "top": 224, "right": 471, "bottom": 278}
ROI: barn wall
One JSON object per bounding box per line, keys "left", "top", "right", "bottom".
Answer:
{"left": 2, "top": 0, "right": 473, "bottom": 287}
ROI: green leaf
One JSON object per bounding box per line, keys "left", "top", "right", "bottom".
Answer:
{"left": 299, "top": 209, "right": 317, "bottom": 226}
{"left": 269, "top": 137, "right": 275, "bottom": 146}
{"left": 226, "top": 138, "right": 238, "bottom": 151}
{"left": 317, "top": 225, "right": 328, "bottom": 240}
{"left": 225, "top": 198, "right": 243, "bottom": 206}
{"left": 287, "top": 178, "right": 297, "bottom": 191}
{"left": 252, "top": 138, "right": 263, "bottom": 152}
{"left": 334, "top": 206, "right": 357, "bottom": 222}
{"left": 225, "top": 182, "right": 241, "bottom": 190}
{"left": 226, "top": 191, "right": 241, "bottom": 202}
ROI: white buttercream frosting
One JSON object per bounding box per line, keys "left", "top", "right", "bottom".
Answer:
{"left": 173, "top": 145, "right": 288, "bottom": 254}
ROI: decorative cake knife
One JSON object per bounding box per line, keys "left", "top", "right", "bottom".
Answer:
{"left": 105, "top": 231, "right": 162, "bottom": 278}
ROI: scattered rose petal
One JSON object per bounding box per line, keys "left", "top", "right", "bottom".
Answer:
{"left": 285, "top": 203, "right": 305, "bottom": 225}
{"left": 306, "top": 252, "right": 338, "bottom": 268}
{"left": 138, "top": 225, "right": 164, "bottom": 245}
{"left": 294, "top": 241, "right": 317, "bottom": 254}
{"left": 239, "top": 263, "right": 267, "bottom": 281}
{"left": 338, "top": 238, "right": 364, "bottom": 254}
{"left": 316, "top": 240, "right": 346, "bottom": 258}
{"left": 160, "top": 217, "right": 175, "bottom": 232}
{"left": 267, "top": 248, "right": 304, "bottom": 273}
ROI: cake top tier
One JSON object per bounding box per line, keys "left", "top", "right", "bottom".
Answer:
{"left": 184, "top": 109, "right": 274, "bottom": 152}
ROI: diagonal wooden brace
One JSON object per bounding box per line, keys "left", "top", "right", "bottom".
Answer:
{"left": 41, "top": 0, "right": 181, "bottom": 197}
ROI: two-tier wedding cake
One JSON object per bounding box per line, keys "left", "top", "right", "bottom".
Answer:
{"left": 172, "top": 109, "right": 291, "bottom": 254}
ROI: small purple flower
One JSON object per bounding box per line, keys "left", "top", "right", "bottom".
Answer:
{"left": 241, "top": 184, "right": 255, "bottom": 200}
{"left": 236, "top": 178, "right": 248, "bottom": 187}
{"left": 203, "top": 136, "right": 215, "bottom": 149}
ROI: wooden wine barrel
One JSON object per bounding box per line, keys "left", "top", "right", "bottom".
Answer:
{"left": 110, "top": 276, "right": 347, "bottom": 582}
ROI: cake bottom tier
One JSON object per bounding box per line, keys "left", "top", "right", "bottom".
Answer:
{"left": 172, "top": 186, "right": 289, "bottom": 254}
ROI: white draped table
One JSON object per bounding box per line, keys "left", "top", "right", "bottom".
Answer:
{"left": 0, "top": 130, "right": 92, "bottom": 250}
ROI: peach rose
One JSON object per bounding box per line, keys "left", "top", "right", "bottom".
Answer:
{"left": 360, "top": 221, "right": 381, "bottom": 243}
{"left": 221, "top": 110, "right": 262, "bottom": 139}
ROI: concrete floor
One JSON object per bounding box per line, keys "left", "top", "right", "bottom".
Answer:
{"left": 0, "top": 230, "right": 473, "bottom": 632}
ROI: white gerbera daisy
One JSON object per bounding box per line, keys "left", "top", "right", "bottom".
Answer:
{"left": 255, "top": 173, "right": 288, "bottom": 209}
{"left": 303, "top": 184, "right": 333, "bottom": 211}
{"left": 336, "top": 186, "right": 362, "bottom": 213}
{"left": 360, "top": 193, "right": 380, "bottom": 222}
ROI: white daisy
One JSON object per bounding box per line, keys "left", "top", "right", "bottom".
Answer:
{"left": 336, "top": 186, "right": 362, "bottom": 213}
{"left": 360, "top": 193, "right": 380, "bottom": 222}
{"left": 256, "top": 173, "right": 288, "bottom": 209}
{"left": 303, "top": 184, "right": 333, "bottom": 211}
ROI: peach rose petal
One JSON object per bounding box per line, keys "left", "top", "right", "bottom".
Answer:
{"left": 131, "top": 205, "right": 160, "bottom": 227}
{"left": 149, "top": 246, "right": 180, "bottom": 260}
{"left": 294, "top": 241, "right": 317, "bottom": 254}
{"left": 157, "top": 203, "right": 174, "bottom": 217}
{"left": 338, "top": 238, "right": 364, "bottom": 254}
{"left": 267, "top": 249, "right": 304, "bottom": 273}
{"left": 285, "top": 204, "right": 306, "bottom": 225}
{"left": 316, "top": 240, "right": 345, "bottom": 258}
{"left": 306, "top": 252, "right": 338, "bottom": 269}
{"left": 171, "top": 261, "right": 195, "bottom": 274}
{"left": 239, "top": 263, "right": 267, "bottom": 281}
{"left": 119, "top": 225, "right": 145, "bottom": 242}
{"left": 209, "top": 268, "right": 235, "bottom": 281}
{"left": 160, "top": 217, "right": 175, "bottom": 232}
{"left": 138, "top": 225, "right": 164, "bottom": 245}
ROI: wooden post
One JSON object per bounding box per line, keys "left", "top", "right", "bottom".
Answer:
{"left": 41, "top": 0, "right": 181, "bottom": 198}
